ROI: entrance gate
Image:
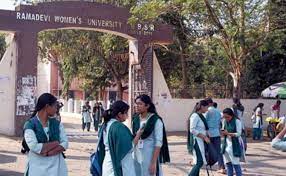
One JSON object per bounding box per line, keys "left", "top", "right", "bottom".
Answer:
{"left": 0, "top": 1, "right": 172, "bottom": 136}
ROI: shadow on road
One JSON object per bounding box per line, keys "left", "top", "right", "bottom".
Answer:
{"left": 0, "top": 169, "right": 23, "bottom": 176}
{"left": 0, "top": 154, "right": 17, "bottom": 164}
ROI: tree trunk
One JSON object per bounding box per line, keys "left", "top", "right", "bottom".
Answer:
{"left": 178, "top": 40, "right": 189, "bottom": 98}
{"left": 116, "top": 80, "right": 123, "bottom": 100}
{"left": 230, "top": 70, "right": 241, "bottom": 99}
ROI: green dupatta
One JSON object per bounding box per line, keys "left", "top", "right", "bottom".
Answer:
{"left": 132, "top": 113, "right": 170, "bottom": 164}
{"left": 97, "top": 120, "right": 133, "bottom": 176}
{"left": 187, "top": 113, "right": 209, "bottom": 154}
{"left": 23, "top": 116, "right": 60, "bottom": 143}
{"left": 221, "top": 117, "right": 241, "bottom": 157}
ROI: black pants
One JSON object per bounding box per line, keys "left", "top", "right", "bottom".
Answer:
{"left": 93, "top": 116, "right": 99, "bottom": 131}
{"left": 82, "top": 120, "right": 91, "bottom": 131}
{"left": 210, "top": 136, "right": 225, "bottom": 169}
{"left": 189, "top": 141, "right": 204, "bottom": 176}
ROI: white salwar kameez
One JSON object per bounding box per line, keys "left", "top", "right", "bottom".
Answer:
{"left": 82, "top": 111, "right": 92, "bottom": 123}
{"left": 222, "top": 119, "right": 242, "bottom": 165}
{"left": 102, "top": 119, "right": 136, "bottom": 176}
{"left": 136, "top": 114, "right": 164, "bottom": 176}
{"left": 189, "top": 113, "right": 207, "bottom": 165}
{"left": 24, "top": 121, "right": 68, "bottom": 176}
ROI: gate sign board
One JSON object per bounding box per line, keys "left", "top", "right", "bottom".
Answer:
{"left": 0, "top": 1, "right": 172, "bottom": 136}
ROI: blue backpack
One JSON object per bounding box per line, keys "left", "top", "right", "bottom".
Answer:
{"left": 90, "top": 127, "right": 105, "bottom": 176}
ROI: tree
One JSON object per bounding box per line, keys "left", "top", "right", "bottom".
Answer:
{"left": 38, "top": 29, "right": 129, "bottom": 100}
{"left": 0, "top": 33, "right": 6, "bottom": 61}
{"left": 240, "top": 0, "right": 286, "bottom": 98}
{"left": 130, "top": 0, "right": 276, "bottom": 99}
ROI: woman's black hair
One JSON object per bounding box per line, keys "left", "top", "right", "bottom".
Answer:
{"left": 233, "top": 98, "right": 240, "bottom": 104}
{"left": 31, "top": 93, "right": 57, "bottom": 117}
{"left": 192, "top": 102, "right": 199, "bottom": 114}
{"left": 253, "top": 103, "right": 264, "bottom": 112}
{"left": 102, "top": 100, "right": 129, "bottom": 123}
{"left": 135, "top": 94, "right": 157, "bottom": 114}
{"left": 223, "top": 108, "right": 235, "bottom": 117}
{"left": 276, "top": 100, "right": 281, "bottom": 105}
{"left": 195, "top": 100, "right": 208, "bottom": 112}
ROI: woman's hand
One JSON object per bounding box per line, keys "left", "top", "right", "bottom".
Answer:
{"left": 47, "top": 145, "right": 65, "bottom": 156}
{"left": 41, "top": 141, "right": 60, "bottom": 155}
{"left": 221, "top": 130, "right": 228, "bottom": 136}
{"left": 136, "top": 128, "right": 144, "bottom": 136}
{"left": 133, "top": 129, "right": 144, "bottom": 146}
{"left": 149, "top": 162, "right": 157, "bottom": 175}
{"left": 204, "top": 136, "right": 210, "bottom": 144}
{"left": 228, "top": 133, "right": 236, "bottom": 137}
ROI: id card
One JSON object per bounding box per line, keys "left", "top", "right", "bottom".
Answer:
{"left": 138, "top": 139, "right": 144, "bottom": 149}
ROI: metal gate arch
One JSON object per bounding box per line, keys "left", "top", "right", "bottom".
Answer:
{"left": 0, "top": 1, "right": 172, "bottom": 136}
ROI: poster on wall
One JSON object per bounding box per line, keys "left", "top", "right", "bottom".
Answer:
{"left": 16, "top": 75, "right": 37, "bottom": 116}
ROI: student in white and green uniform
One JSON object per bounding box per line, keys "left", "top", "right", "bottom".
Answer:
{"left": 188, "top": 100, "right": 210, "bottom": 176}
{"left": 23, "top": 93, "right": 68, "bottom": 176}
{"left": 132, "top": 94, "right": 170, "bottom": 176}
{"left": 221, "top": 108, "right": 243, "bottom": 176}
{"left": 252, "top": 103, "right": 264, "bottom": 140}
{"left": 96, "top": 100, "right": 143, "bottom": 176}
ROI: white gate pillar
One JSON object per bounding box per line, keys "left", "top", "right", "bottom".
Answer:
{"left": 128, "top": 40, "right": 139, "bottom": 128}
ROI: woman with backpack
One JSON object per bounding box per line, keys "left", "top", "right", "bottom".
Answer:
{"left": 96, "top": 100, "right": 143, "bottom": 176}
{"left": 221, "top": 108, "right": 243, "bottom": 176}
{"left": 23, "top": 93, "right": 68, "bottom": 176}
{"left": 252, "top": 103, "right": 264, "bottom": 140}
{"left": 132, "top": 94, "right": 170, "bottom": 176}
{"left": 188, "top": 100, "right": 210, "bottom": 176}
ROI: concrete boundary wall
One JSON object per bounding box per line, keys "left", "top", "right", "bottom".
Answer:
{"left": 37, "top": 57, "right": 51, "bottom": 96}
{"left": 0, "top": 34, "right": 17, "bottom": 135}
{"left": 152, "top": 51, "right": 286, "bottom": 131}
{"left": 155, "top": 98, "right": 286, "bottom": 131}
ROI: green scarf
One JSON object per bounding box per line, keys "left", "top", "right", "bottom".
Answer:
{"left": 108, "top": 121, "right": 133, "bottom": 176}
{"left": 187, "top": 113, "right": 209, "bottom": 154}
{"left": 221, "top": 117, "right": 241, "bottom": 157}
{"left": 24, "top": 116, "right": 60, "bottom": 143}
{"left": 132, "top": 113, "right": 170, "bottom": 164}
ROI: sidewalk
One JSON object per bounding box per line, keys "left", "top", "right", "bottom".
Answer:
{"left": 0, "top": 116, "right": 286, "bottom": 176}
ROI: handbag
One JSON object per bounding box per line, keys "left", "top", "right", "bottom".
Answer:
{"left": 90, "top": 151, "right": 102, "bottom": 176}
{"left": 204, "top": 142, "right": 218, "bottom": 167}
{"left": 90, "top": 128, "right": 104, "bottom": 176}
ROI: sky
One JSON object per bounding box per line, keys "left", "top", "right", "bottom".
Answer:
{"left": 0, "top": 0, "right": 16, "bottom": 10}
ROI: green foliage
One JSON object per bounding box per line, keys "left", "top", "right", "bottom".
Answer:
{"left": 130, "top": 0, "right": 282, "bottom": 98}
{"left": 243, "top": 30, "right": 286, "bottom": 98}
{"left": 12, "top": 0, "right": 286, "bottom": 99}
{"left": 38, "top": 29, "right": 129, "bottom": 99}
{"left": 0, "top": 33, "right": 6, "bottom": 61}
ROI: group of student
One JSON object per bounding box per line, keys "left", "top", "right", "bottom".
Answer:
{"left": 22, "top": 93, "right": 170, "bottom": 176}
{"left": 81, "top": 101, "right": 105, "bottom": 132}
{"left": 21, "top": 92, "right": 286, "bottom": 176}
{"left": 95, "top": 94, "right": 170, "bottom": 176}
{"left": 251, "top": 100, "right": 284, "bottom": 140}
{"left": 188, "top": 98, "right": 246, "bottom": 176}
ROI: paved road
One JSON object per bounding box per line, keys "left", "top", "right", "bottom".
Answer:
{"left": 0, "top": 116, "right": 286, "bottom": 176}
